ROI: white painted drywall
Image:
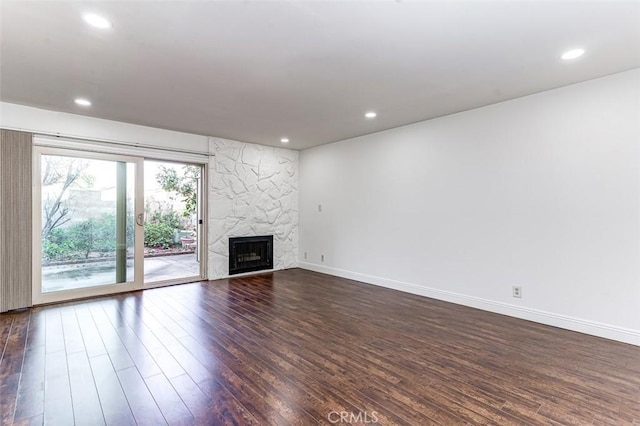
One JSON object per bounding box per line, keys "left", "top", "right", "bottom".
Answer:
{"left": 208, "top": 138, "right": 299, "bottom": 279}
{"left": 0, "top": 102, "right": 208, "bottom": 153}
{"left": 299, "top": 69, "right": 640, "bottom": 345}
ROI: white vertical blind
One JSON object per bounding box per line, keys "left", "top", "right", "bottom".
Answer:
{"left": 0, "top": 129, "right": 33, "bottom": 312}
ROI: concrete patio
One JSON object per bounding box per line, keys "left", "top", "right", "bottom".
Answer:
{"left": 42, "top": 253, "right": 200, "bottom": 293}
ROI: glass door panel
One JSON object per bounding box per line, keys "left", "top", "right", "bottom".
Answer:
{"left": 143, "top": 160, "right": 202, "bottom": 284}
{"left": 34, "top": 148, "right": 143, "bottom": 304}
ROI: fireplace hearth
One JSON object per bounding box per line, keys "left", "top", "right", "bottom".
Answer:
{"left": 229, "top": 235, "right": 273, "bottom": 275}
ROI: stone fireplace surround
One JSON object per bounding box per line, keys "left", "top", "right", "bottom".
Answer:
{"left": 207, "top": 138, "right": 298, "bottom": 279}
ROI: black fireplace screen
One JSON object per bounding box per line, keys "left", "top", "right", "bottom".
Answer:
{"left": 229, "top": 235, "right": 273, "bottom": 275}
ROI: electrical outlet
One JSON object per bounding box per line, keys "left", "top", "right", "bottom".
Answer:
{"left": 304, "top": 252, "right": 308, "bottom": 259}
{"left": 318, "top": 204, "right": 322, "bottom": 212}
{"left": 321, "top": 254, "right": 325, "bottom": 262}
{"left": 512, "top": 286, "right": 522, "bottom": 298}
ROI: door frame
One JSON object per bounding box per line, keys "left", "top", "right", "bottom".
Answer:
{"left": 32, "top": 146, "right": 145, "bottom": 305}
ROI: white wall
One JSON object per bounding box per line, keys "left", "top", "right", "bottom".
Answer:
{"left": 0, "top": 102, "right": 209, "bottom": 153}
{"left": 208, "top": 138, "right": 298, "bottom": 279}
{"left": 299, "top": 69, "right": 640, "bottom": 345}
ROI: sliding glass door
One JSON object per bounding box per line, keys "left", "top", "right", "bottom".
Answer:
{"left": 33, "top": 148, "right": 144, "bottom": 304}
{"left": 143, "top": 160, "right": 203, "bottom": 285}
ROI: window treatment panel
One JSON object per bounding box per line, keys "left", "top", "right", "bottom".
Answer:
{"left": 0, "top": 129, "right": 33, "bottom": 312}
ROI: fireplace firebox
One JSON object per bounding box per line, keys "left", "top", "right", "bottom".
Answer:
{"left": 229, "top": 235, "right": 273, "bottom": 275}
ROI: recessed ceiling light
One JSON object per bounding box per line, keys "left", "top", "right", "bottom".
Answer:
{"left": 365, "top": 112, "right": 377, "bottom": 119}
{"left": 561, "top": 48, "right": 585, "bottom": 61}
{"left": 74, "top": 98, "right": 92, "bottom": 107}
{"left": 280, "top": 138, "right": 289, "bottom": 143}
{"left": 83, "top": 13, "right": 111, "bottom": 29}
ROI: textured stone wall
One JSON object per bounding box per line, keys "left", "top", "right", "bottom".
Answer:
{"left": 208, "top": 138, "right": 298, "bottom": 278}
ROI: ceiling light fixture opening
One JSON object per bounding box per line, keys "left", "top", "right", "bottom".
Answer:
{"left": 365, "top": 112, "right": 377, "bottom": 119}
{"left": 561, "top": 48, "right": 585, "bottom": 61}
{"left": 74, "top": 98, "right": 92, "bottom": 107}
{"left": 83, "top": 13, "right": 111, "bottom": 29}
{"left": 280, "top": 138, "right": 289, "bottom": 143}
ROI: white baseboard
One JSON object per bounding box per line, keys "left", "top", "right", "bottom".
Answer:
{"left": 298, "top": 262, "right": 640, "bottom": 346}
{"left": 208, "top": 266, "right": 284, "bottom": 281}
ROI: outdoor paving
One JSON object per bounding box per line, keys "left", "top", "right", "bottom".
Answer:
{"left": 42, "top": 253, "right": 200, "bottom": 293}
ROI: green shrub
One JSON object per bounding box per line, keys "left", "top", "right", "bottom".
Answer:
{"left": 43, "top": 210, "right": 170, "bottom": 260}
{"left": 144, "top": 222, "right": 174, "bottom": 248}
{"left": 67, "top": 217, "right": 116, "bottom": 258}
{"left": 42, "top": 213, "right": 124, "bottom": 260}
{"left": 147, "top": 210, "right": 182, "bottom": 230}
{"left": 42, "top": 230, "right": 75, "bottom": 261}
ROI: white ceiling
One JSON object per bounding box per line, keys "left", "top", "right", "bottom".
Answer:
{"left": 1, "top": 1, "right": 639, "bottom": 150}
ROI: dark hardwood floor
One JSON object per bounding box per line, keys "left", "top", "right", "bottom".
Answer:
{"left": 1, "top": 268, "right": 638, "bottom": 425}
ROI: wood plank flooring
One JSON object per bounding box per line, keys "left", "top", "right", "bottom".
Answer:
{"left": 1, "top": 268, "right": 639, "bottom": 425}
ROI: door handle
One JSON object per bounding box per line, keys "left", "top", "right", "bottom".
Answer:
{"left": 136, "top": 213, "right": 144, "bottom": 226}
